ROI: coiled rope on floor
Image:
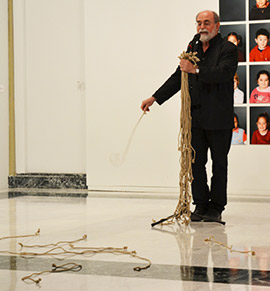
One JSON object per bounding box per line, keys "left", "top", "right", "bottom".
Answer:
{"left": 0, "top": 244, "right": 151, "bottom": 271}
{"left": 0, "top": 229, "right": 151, "bottom": 284}
{"left": 152, "top": 51, "right": 199, "bottom": 227}
{"left": 21, "top": 263, "right": 82, "bottom": 284}
{"left": 68, "top": 244, "right": 151, "bottom": 271}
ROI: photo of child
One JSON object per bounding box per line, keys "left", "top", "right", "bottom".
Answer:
{"left": 234, "top": 73, "right": 245, "bottom": 104}
{"left": 220, "top": 25, "right": 246, "bottom": 62}
{"left": 232, "top": 113, "right": 247, "bottom": 145}
{"left": 249, "top": 28, "right": 270, "bottom": 61}
{"left": 227, "top": 32, "right": 245, "bottom": 62}
{"left": 250, "top": 70, "right": 270, "bottom": 103}
{"left": 250, "top": 0, "right": 270, "bottom": 20}
{"left": 251, "top": 112, "right": 270, "bottom": 144}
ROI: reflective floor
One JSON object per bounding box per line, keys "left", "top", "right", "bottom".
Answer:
{"left": 0, "top": 190, "right": 270, "bottom": 290}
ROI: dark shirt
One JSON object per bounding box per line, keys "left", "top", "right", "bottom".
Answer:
{"left": 250, "top": 5, "right": 270, "bottom": 20}
{"left": 152, "top": 33, "right": 238, "bottom": 130}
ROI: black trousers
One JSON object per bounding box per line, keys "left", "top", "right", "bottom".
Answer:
{"left": 191, "top": 127, "right": 232, "bottom": 213}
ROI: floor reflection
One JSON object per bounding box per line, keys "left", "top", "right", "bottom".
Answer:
{"left": 152, "top": 221, "right": 259, "bottom": 290}
{"left": 1, "top": 192, "right": 270, "bottom": 290}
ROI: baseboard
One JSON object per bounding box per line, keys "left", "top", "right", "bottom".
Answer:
{"left": 8, "top": 173, "right": 87, "bottom": 189}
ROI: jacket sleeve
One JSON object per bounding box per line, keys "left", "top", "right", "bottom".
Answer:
{"left": 152, "top": 34, "right": 199, "bottom": 105}
{"left": 198, "top": 42, "right": 238, "bottom": 84}
{"left": 152, "top": 66, "right": 181, "bottom": 105}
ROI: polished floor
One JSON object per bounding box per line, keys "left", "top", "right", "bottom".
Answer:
{"left": 0, "top": 189, "right": 270, "bottom": 290}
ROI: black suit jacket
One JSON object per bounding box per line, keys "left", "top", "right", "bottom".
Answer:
{"left": 153, "top": 33, "right": 238, "bottom": 130}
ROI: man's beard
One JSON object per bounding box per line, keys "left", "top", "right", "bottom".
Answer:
{"left": 199, "top": 27, "right": 217, "bottom": 42}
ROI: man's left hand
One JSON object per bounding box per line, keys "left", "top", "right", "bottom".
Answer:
{"left": 180, "top": 59, "right": 196, "bottom": 74}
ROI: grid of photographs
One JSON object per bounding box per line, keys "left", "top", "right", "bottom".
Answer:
{"left": 219, "top": 0, "right": 270, "bottom": 145}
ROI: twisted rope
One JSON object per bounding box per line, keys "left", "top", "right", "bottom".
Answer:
{"left": 0, "top": 230, "right": 151, "bottom": 284}
{"left": 110, "top": 111, "right": 146, "bottom": 167}
{"left": 205, "top": 236, "right": 256, "bottom": 256}
{"left": 0, "top": 229, "right": 40, "bottom": 240}
{"left": 19, "top": 234, "right": 87, "bottom": 248}
{"left": 21, "top": 263, "right": 82, "bottom": 284}
{"left": 152, "top": 51, "right": 199, "bottom": 227}
{"left": 0, "top": 243, "right": 150, "bottom": 271}
{"left": 69, "top": 244, "right": 151, "bottom": 271}
{"left": 174, "top": 51, "right": 199, "bottom": 225}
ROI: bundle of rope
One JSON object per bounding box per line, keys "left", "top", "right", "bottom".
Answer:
{"left": 152, "top": 51, "right": 200, "bottom": 227}
{"left": 174, "top": 51, "right": 199, "bottom": 225}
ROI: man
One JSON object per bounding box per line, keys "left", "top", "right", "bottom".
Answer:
{"left": 141, "top": 10, "right": 238, "bottom": 222}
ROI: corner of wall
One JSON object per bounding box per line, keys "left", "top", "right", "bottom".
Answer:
{"left": 0, "top": 0, "right": 10, "bottom": 190}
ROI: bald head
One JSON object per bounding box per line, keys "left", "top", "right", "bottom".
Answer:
{"left": 196, "top": 10, "right": 220, "bottom": 24}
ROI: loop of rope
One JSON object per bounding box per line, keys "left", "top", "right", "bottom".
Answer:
{"left": 51, "top": 262, "right": 82, "bottom": 273}
{"left": 68, "top": 244, "right": 151, "bottom": 271}
{"left": 21, "top": 263, "right": 82, "bottom": 284}
{"left": 205, "top": 236, "right": 256, "bottom": 256}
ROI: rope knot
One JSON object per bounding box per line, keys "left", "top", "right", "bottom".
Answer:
{"left": 179, "top": 51, "right": 200, "bottom": 66}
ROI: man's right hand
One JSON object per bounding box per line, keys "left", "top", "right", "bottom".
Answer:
{"left": 140, "top": 96, "right": 156, "bottom": 112}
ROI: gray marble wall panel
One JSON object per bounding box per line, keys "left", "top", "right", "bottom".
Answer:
{"left": 8, "top": 173, "right": 87, "bottom": 189}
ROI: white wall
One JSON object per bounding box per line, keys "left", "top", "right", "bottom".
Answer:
{"left": 12, "top": 0, "right": 270, "bottom": 195}
{"left": 228, "top": 146, "right": 270, "bottom": 195}
{"left": 13, "top": 0, "right": 86, "bottom": 174}
{"left": 0, "top": 0, "right": 9, "bottom": 189}
{"left": 85, "top": 0, "right": 270, "bottom": 195}
{"left": 85, "top": 0, "right": 219, "bottom": 188}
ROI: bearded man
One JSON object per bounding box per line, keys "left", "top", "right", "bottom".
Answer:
{"left": 141, "top": 10, "right": 238, "bottom": 222}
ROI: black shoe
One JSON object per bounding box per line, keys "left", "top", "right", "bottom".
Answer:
{"left": 190, "top": 205, "right": 207, "bottom": 222}
{"left": 203, "top": 208, "right": 222, "bottom": 222}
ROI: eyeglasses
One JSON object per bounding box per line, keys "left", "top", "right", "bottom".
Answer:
{"left": 196, "top": 21, "right": 214, "bottom": 27}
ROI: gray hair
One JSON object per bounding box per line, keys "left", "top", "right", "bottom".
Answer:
{"left": 196, "top": 10, "right": 220, "bottom": 23}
